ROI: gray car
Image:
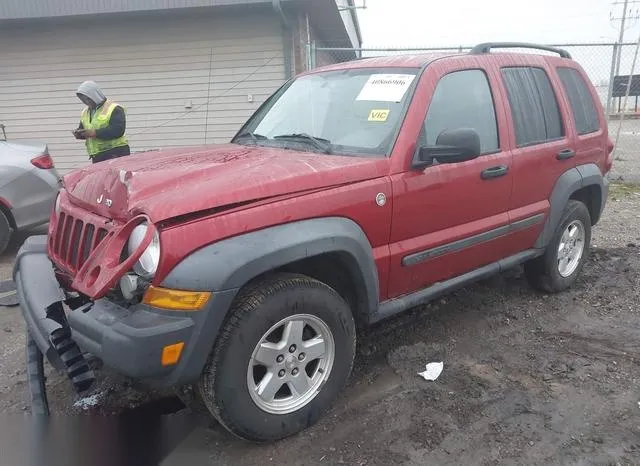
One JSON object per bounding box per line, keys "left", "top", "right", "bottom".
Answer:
{"left": 0, "top": 125, "right": 61, "bottom": 254}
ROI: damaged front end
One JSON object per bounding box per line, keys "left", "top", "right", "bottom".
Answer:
{"left": 48, "top": 188, "right": 158, "bottom": 301}
{"left": 16, "top": 187, "right": 169, "bottom": 412}
{"left": 15, "top": 236, "right": 96, "bottom": 405}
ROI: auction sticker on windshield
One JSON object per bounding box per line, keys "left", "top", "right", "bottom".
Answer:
{"left": 356, "top": 74, "right": 415, "bottom": 102}
{"left": 368, "top": 109, "right": 390, "bottom": 122}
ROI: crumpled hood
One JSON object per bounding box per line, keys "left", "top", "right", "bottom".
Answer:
{"left": 63, "top": 144, "right": 389, "bottom": 222}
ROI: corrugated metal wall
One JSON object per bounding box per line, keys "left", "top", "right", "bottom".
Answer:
{"left": 0, "top": 10, "right": 286, "bottom": 172}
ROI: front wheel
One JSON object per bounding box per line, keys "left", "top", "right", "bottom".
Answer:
{"left": 525, "top": 200, "right": 592, "bottom": 293}
{"left": 198, "top": 273, "right": 356, "bottom": 442}
{"left": 0, "top": 210, "right": 12, "bottom": 256}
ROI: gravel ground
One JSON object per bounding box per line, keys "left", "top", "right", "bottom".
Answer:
{"left": 0, "top": 184, "right": 639, "bottom": 465}
{"left": 609, "top": 118, "right": 640, "bottom": 183}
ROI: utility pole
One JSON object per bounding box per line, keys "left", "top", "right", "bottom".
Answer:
{"left": 608, "top": 0, "right": 640, "bottom": 116}
{"left": 611, "top": 0, "right": 640, "bottom": 74}
{"left": 338, "top": 0, "right": 367, "bottom": 11}
{"left": 614, "top": 0, "right": 630, "bottom": 76}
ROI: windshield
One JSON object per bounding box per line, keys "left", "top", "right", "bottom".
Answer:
{"left": 234, "top": 68, "right": 420, "bottom": 156}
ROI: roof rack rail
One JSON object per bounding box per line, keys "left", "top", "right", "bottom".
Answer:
{"left": 469, "top": 42, "right": 572, "bottom": 59}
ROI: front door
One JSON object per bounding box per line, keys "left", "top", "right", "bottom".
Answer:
{"left": 387, "top": 61, "right": 514, "bottom": 298}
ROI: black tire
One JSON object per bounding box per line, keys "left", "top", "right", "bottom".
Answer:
{"left": 198, "top": 273, "right": 356, "bottom": 442}
{"left": 0, "top": 210, "right": 11, "bottom": 256}
{"left": 26, "top": 331, "right": 49, "bottom": 416}
{"left": 525, "top": 200, "right": 591, "bottom": 293}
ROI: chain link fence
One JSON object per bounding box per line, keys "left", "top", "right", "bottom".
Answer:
{"left": 308, "top": 42, "right": 640, "bottom": 120}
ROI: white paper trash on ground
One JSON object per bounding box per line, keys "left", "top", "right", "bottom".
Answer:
{"left": 73, "top": 392, "right": 104, "bottom": 410}
{"left": 418, "top": 362, "right": 444, "bottom": 381}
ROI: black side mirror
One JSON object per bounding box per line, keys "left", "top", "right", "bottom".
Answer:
{"left": 413, "top": 128, "right": 482, "bottom": 169}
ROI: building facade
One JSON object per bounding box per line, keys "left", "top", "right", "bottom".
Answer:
{"left": 0, "top": 0, "right": 361, "bottom": 171}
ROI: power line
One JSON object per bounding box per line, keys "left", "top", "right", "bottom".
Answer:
{"left": 610, "top": 0, "right": 640, "bottom": 26}
{"left": 130, "top": 53, "right": 281, "bottom": 137}
{"left": 611, "top": 0, "right": 640, "bottom": 77}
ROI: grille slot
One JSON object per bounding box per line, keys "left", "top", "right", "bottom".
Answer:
{"left": 69, "top": 219, "right": 83, "bottom": 267}
{"left": 60, "top": 216, "right": 73, "bottom": 265}
{"left": 96, "top": 228, "right": 108, "bottom": 247}
{"left": 79, "top": 224, "right": 95, "bottom": 268}
{"left": 54, "top": 213, "right": 66, "bottom": 255}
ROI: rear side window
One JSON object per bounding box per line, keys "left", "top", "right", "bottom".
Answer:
{"left": 557, "top": 67, "right": 600, "bottom": 135}
{"left": 423, "top": 69, "right": 499, "bottom": 153}
{"left": 501, "top": 67, "right": 564, "bottom": 147}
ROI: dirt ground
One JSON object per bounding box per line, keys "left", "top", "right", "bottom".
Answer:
{"left": 608, "top": 119, "right": 640, "bottom": 183}
{"left": 0, "top": 183, "right": 639, "bottom": 466}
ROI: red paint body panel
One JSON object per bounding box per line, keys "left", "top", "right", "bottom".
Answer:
{"left": 156, "top": 175, "right": 393, "bottom": 299}
{"left": 547, "top": 57, "right": 610, "bottom": 175}
{"left": 63, "top": 145, "right": 390, "bottom": 223}
{"left": 386, "top": 55, "right": 514, "bottom": 296}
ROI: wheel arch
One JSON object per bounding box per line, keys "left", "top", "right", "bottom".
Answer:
{"left": 535, "top": 164, "right": 608, "bottom": 249}
{"left": 161, "top": 217, "right": 379, "bottom": 313}
{"left": 266, "top": 251, "right": 371, "bottom": 326}
{"left": 159, "top": 217, "right": 379, "bottom": 385}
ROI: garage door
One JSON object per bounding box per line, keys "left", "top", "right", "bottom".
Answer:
{"left": 0, "top": 9, "right": 286, "bottom": 173}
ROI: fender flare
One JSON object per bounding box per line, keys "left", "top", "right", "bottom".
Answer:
{"left": 158, "top": 217, "right": 380, "bottom": 384}
{"left": 161, "top": 216, "right": 380, "bottom": 315}
{"left": 535, "top": 163, "right": 608, "bottom": 249}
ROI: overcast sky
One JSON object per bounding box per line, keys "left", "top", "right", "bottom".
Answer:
{"left": 357, "top": 0, "right": 640, "bottom": 47}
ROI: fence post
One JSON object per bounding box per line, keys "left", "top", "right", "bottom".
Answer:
{"left": 606, "top": 43, "right": 619, "bottom": 120}
{"left": 305, "top": 42, "right": 311, "bottom": 71}
{"left": 310, "top": 41, "right": 317, "bottom": 69}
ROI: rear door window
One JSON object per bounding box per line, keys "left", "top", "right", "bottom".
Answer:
{"left": 557, "top": 67, "right": 600, "bottom": 135}
{"left": 501, "top": 67, "right": 564, "bottom": 147}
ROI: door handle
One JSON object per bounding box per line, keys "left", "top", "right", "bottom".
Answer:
{"left": 556, "top": 149, "right": 576, "bottom": 160}
{"left": 480, "top": 165, "right": 509, "bottom": 180}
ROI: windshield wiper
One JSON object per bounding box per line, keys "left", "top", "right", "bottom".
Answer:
{"left": 273, "top": 133, "right": 333, "bottom": 154}
{"left": 234, "top": 131, "right": 268, "bottom": 142}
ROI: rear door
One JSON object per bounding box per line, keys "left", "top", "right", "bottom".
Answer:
{"left": 555, "top": 65, "right": 609, "bottom": 173}
{"left": 492, "top": 60, "right": 577, "bottom": 257}
{"left": 387, "top": 59, "right": 514, "bottom": 298}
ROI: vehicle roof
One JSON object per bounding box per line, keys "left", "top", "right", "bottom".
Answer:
{"left": 307, "top": 53, "right": 459, "bottom": 73}
{"left": 306, "top": 50, "right": 575, "bottom": 74}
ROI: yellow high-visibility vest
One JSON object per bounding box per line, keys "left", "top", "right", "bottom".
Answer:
{"left": 80, "top": 100, "right": 129, "bottom": 157}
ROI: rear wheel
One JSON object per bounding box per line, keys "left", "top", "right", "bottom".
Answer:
{"left": 0, "top": 210, "right": 11, "bottom": 256}
{"left": 198, "top": 273, "right": 356, "bottom": 442}
{"left": 525, "top": 200, "right": 591, "bottom": 293}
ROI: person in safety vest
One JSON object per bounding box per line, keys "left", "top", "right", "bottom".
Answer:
{"left": 73, "top": 81, "right": 130, "bottom": 163}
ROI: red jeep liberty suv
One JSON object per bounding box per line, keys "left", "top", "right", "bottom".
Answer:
{"left": 16, "top": 43, "right": 612, "bottom": 441}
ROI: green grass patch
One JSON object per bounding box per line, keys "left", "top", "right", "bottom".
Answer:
{"left": 609, "top": 182, "right": 640, "bottom": 199}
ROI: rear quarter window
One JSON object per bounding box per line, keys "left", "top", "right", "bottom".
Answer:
{"left": 501, "top": 67, "right": 564, "bottom": 147}
{"left": 557, "top": 67, "right": 600, "bottom": 135}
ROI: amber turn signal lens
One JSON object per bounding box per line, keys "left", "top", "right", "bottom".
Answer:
{"left": 143, "top": 286, "right": 211, "bottom": 311}
{"left": 161, "top": 342, "right": 185, "bottom": 366}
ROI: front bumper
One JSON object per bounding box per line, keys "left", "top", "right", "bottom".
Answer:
{"left": 14, "top": 236, "right": 238, "bottom": 388}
